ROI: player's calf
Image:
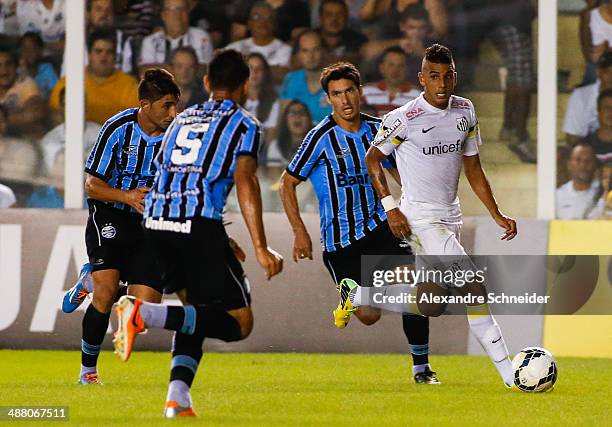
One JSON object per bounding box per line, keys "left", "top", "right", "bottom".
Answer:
{"left": 355, "top": 307, "right": 381, "bottom": 325}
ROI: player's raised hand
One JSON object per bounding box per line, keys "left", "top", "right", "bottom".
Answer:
{"left": 228, "top": 236, "right": 246, "bottom": 262}
{"left": 493, "top": 213, "right": 517, "bottom": 241}
{"left": 124, "top": 186, "right": 150, "bottom": 214}
{"left": 293, "top": 229, "right": 313, "bottom": 262}
{"left": 255, "top": 246, "right": 283, "bottom": 280}
{"left": 386, "top": 208, "right": 411, "bottom": 241}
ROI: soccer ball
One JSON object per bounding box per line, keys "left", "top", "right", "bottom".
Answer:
{"left": 511, "top": 347, "right": 557, "bottom": 392}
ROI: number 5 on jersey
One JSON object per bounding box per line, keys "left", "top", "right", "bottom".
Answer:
{"left": 171, "top": 123, "right": 209, "bottom": 165}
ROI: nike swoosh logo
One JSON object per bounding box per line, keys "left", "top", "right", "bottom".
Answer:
{"left": 492, "top": 337, "right": 501, "bottom": 344}
{"left": 422, "top": 126, "right": 435, "bottom": 133}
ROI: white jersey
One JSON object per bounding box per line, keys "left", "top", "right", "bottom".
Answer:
{"left": 372, "top": 93, "right": 481, "bottom": 225}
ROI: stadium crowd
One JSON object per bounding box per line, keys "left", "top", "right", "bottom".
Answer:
{"left": 0, "top": 0, "right": 609, "bottom": 218}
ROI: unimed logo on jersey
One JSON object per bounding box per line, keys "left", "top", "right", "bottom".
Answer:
{"left": 422, "top": 139, "right": 464, "bottom": 156}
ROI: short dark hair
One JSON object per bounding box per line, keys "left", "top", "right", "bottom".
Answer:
{"left": 598, "top": 88, "right": 612, "bottom": 110}
{"left": 19, "top": 31, "right": 44, "bottom": 48}
{"left": 169, "top": 46, "right": 199, "bottom": 65}
{"left": 207, "top": 49, "right": 250, "bottom": 92}
{"left": 381, "top": 46, "right": 407, "bottom": 63}
{"left": 320, "top": 61, "right": 361, "bottom": 94}
{"left": 400, "top": 4, "right": 430, "bottom": 23}
{"left": 319, "top": 0, "right": 347, "bottom": 17}
{"left": 138, "top": 68, "right": 181, "bottom": 102}
{"left": 87, "top": 28, "right": 116, "bottom": 52}
{"left": 424, "top": 43, "right": 453, "bottom": 65}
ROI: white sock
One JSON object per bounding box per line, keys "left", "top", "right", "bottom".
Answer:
{"left": 348, "top": 286, "right": 362, "bottom": 306}
{"left": 166, "top": 380, "right": 192, "bottom": 407}
{"left": 139, "top": 302, "right": 168, "bottom": 329}
{"left": 468, "top": 315, "right": 514, "bottom": 386}
{"left": 412, "top": 363, "right": 431, "bottom": 375}
{"left": 80, "top": 365, "right": 96, "bottom": 377}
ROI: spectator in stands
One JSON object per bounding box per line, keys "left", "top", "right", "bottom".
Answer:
{"left": 564, "top": 51, "right": 612, "bottom": 146}
{"left": 187, "top": 0, "right": 231, "bottom": 47}
{"left": 580, "top": 0, "right": 606, "bottom": 84}
{"left": 230, "top": 0, "right": 311, "bottom": 43}
{"left": 280, "top": 31, "right": 331, "bottom": 123}
{"left": 86, "top": 0, "right": 132, "bottom": 74}
{"left": 40, "top": 87, "right": 100, "bottom": 175}
{"left": 245, "top": 53, "right": 280, "bottom": 138}
{"left": 449, "top": 0, "right": 536, "bottom": 163}
{"left": 114, "top": 0, "right": 159, "bottom": 41}
{"left": 17, "top": 31, "right": 57, "bottom": 99}
{"left": 362, "top": 46, "right": 420, "bottom": 117}
{"left": 0, "top": 47, "right": 47, "bottom": 137}
{"left": 170, "top": 46, "right": 207, "bottom": 112}
{"left": 139, "top": 0, "right": 213, "bottom": 73}
{"left": 0, "top": 104, "right": 39, "bottom": 203}
{"left": 226, "top": 2, "right": 292, "bottom": 83}
{"left": 359, "top": 0, "right": 447, "bottom": 40}
{"left": 556, "top": 143, "right": 602, "bottom": 219}
{"left": 49, "top": 29, "right": 139, "bottom": 125}
{"left": 360, "top": 4, "right": 434, "bottom": 85}
{"left": 0, "top": 182, "right": 16, "bottom": 207}
{"left": 585, "top": 0, "right": 612, "bottom": 83}
{"left": 26, "top": 148, "right": 64, "bottom": 208}
{"left": 16, "top": 0, "right": 65, "bottom": 58}
{"left": 263, "top": 99, "right": 311, "bottom": 168}
{"left": 585, "top": 89, "right": 612, "bottom": 165}
{"left": 316, "top": 0, "right": 368, "bottom": 65}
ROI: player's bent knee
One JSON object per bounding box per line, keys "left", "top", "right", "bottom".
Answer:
{"left": 228, "top": 307, "right": 254, "bottom": 340}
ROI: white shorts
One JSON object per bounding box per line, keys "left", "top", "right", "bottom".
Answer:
{"left": 407, "top": 222, "right": 477, "bottom": 288}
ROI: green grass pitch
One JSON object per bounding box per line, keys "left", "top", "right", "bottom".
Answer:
{"left": 0, "top": 350, "right": 609, "bottom": 426}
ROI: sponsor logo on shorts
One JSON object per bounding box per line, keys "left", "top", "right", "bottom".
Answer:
{"left": 93, "top": 258, "right": 105, "bottom": 266}
{"left": 101, "top": 225, "right": 116, "bottom": 239}
{"left": 145, "top": 217, "right": 192, "bottom": 234}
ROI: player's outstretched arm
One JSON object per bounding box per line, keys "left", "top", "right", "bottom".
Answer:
{"left": 279, "top": 171, "right": 313, "bottom": 262}
{"left": 365, "top": 146, "right": 411, "bottom": 240}
{"left": 463, "top": 154, "right": 517, "bottom": 240}
{"left": 234, "top": 155, "right": 283, "bottom": 279}
{"left": 84, "top": 174, "right": 150, "bottom": 214}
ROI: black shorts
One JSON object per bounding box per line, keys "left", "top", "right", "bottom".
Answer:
{"left": 143, "top": 217, "right": 251, "bottom": 311}
{"left": 322, "top": 222, "right": 414, "bottom": 287}
{"left": 85, "top": 200, "right": 162, "bottom": 292}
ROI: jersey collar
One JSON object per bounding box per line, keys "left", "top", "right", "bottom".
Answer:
{"left": 418, "top": 92, "right": 452, "bottom": 115}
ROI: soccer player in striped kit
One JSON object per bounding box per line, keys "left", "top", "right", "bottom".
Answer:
{"left": 278, "top": 62, "right": 439, "bottom": 384}
{"left": 76, "top": 69, "right": 180, "bottom": 385}
{"left": 111, "top": 50, "right": 283, "bottom": 417}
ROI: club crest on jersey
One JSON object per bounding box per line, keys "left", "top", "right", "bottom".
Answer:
{"left": 456, "top": 116, "right": 469, "bottom": 132}
{"left": 373, "top": 118, "right": 405, "bottom": 146}
{"left": 405, "top": 107, "right": 425, "bottom": 120}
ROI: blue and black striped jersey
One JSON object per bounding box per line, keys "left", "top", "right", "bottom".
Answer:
{"left": 144, "top": 99, "right": 261, "bottom": 221}
{"left": 85, "top": 108, "right": 163, "bottom": 213}
{"left": 286, "top": 113, "right": 395, "bottom": 253}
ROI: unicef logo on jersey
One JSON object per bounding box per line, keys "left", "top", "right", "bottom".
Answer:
{"left": 456, "top": 116, "right": 469, "bottom": 132}
{"left": 101, "top": 225, "right": 117, "bottom": 239}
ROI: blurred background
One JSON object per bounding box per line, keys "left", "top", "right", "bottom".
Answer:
{"left": 0, "top": 0, "right": 607, "bottom": 219}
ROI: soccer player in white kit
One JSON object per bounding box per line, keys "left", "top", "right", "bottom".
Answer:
{"left": 363, "top": 44, "right": 518, "bottom": 388}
